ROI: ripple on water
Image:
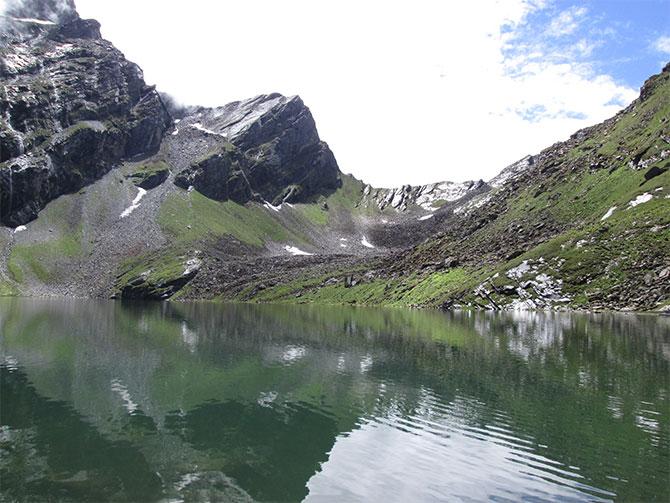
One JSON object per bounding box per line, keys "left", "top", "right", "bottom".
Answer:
{"left": 306, "top": 387, "right": 618, "bottom": 502}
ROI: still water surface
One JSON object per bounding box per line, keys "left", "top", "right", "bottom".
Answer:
{"left": 0, "top": 299, "right": 668, "bottom": 502}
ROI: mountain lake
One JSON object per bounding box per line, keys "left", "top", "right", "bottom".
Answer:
{"left": 0, "top": 299, "right": 668, "bottom": 501}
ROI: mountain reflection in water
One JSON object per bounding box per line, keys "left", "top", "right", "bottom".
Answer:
{"left": 1, "top": 299, "right": 668, "bottom": 502}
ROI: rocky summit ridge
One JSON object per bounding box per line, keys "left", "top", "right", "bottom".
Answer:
{"left": 0, "top": 0, "right": 668, "bottom": 313}
{"left": 0, "top": 0, "right": 171, "bottom": 225}
{"left": 172, "top": 94, "right": 341, "bottom": 206}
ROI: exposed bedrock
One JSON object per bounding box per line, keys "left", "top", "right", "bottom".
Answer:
{"left": 0, "top": 0, "right": 171, "bottom": 226}
{"left": 173, "top": 94, "right": 342, "bottom": 205}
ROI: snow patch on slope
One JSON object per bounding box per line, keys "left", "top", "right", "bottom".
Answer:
{"left": 284, "top": 245, "right": 313, "bottom": 256}
{"left": 415, "top": 182, "right": 474, "bottom": 210}
{"left": 120, "top": 188, "right": 147, "bottom": 218}
{"left": 191, "top": 122, "right": 227, "bottom": 137}
{"left": 628, "top": 193, "right": 653, "bottom": 208}
{"left": 264, "top": 201, "right": 282, "bottom": 212}
{"left": 8, "top": 16, "right": 56, "bottom": 25}
{"left": 361, "top": 236, "right": 375, "bottom": 248}
{"left": 366, "top": 180, "right": 481, "bottom": 212}
{"left": 601, "top": 206, "right": 617, "bottom": 220}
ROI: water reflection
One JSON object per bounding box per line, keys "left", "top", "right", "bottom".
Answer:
{"left": 0, "top": 299, "right": 668, "bottom": 501}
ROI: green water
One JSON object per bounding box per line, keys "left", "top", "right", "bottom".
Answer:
{"left": 0, "top": 299, "right": 668, "bottom": 502}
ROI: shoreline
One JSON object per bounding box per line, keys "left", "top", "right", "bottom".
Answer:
{"left": 1, "top": 292, "right": 668, "bottom": 316}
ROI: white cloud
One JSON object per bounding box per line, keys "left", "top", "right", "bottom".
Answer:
{"left": 545, "top": 6, "right": 587, "bottom": 38}
{"left": 573, "top": 38, "right": 599, "bottom": 57}
{"left": 653, "top": 35, "right": 670, "bottom": 54}
{"left": 74, "top": 0, "right": 637, "bottom": 187}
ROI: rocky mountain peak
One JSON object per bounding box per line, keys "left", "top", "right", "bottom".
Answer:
{"left": 51, "top": 16, "right": 100, "bottom": 40}
{"left": 0, "top": 0, "right": 171, "bottom": 226}
{"left": 639, "top": 60, "right": 670, "bottom": 102}
{"left": 181, "top": 94, "right": 319, "bottom": 151}
{"left": 0, "top": 0, "right": 81, "bottom": 40}
{"left": 488, "top": 155, "right": 534, "bottom": 189}
{"left": 0, "top": 0, "right": 343, "bottom": 226}
{"left": 3, "top": 0, "right": 77, "bottom": 23}
{"left": 362, "top": 179, "right": 487, "bottom": 212}
{"left": 172, "top": 93, "right": 341, "bottom": 206}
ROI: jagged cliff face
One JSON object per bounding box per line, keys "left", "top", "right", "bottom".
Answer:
{"left": 361, "top": 180, "right": 487, "bottom": 212}
{"left": 173, "top": 94, "right": 341, "bottom": 205}
{"left": 0, "top": 0, "right": 484, "bottom": 233}
{"left": 0, "top": 1, "right": 344, "bottom": 226}
{"left": 0, "top": 0, "right": 171, "bottom": 226}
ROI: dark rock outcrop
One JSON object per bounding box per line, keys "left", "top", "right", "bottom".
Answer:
{"left": 126, "top": 161, "right": 170, "bottom": 190}
{"left": 0, "top": 0, "right": 171, "bottom": 226}
{"left": 173, "top": 94, "right": 342, "bottom": 205}
{"left": 118, "top": 269, "right": 198, "bottom": 300}
{"left": 175, "top": 147, "right": 253, "bottom": 203}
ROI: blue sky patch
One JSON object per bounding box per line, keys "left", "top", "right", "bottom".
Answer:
{"left": 506, "top": 0, "right": 670, "bottom": 89}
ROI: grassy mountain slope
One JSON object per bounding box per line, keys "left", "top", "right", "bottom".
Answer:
{"left": 235, "top": 64, "right": 670, "bottom": 312}
{"left": 0, "top": 160, "right": 385, "bottom": 299}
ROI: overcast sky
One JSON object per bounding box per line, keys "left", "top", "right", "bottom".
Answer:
{"left": 73, "top": 0, "right": 670, "bottom": 187}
